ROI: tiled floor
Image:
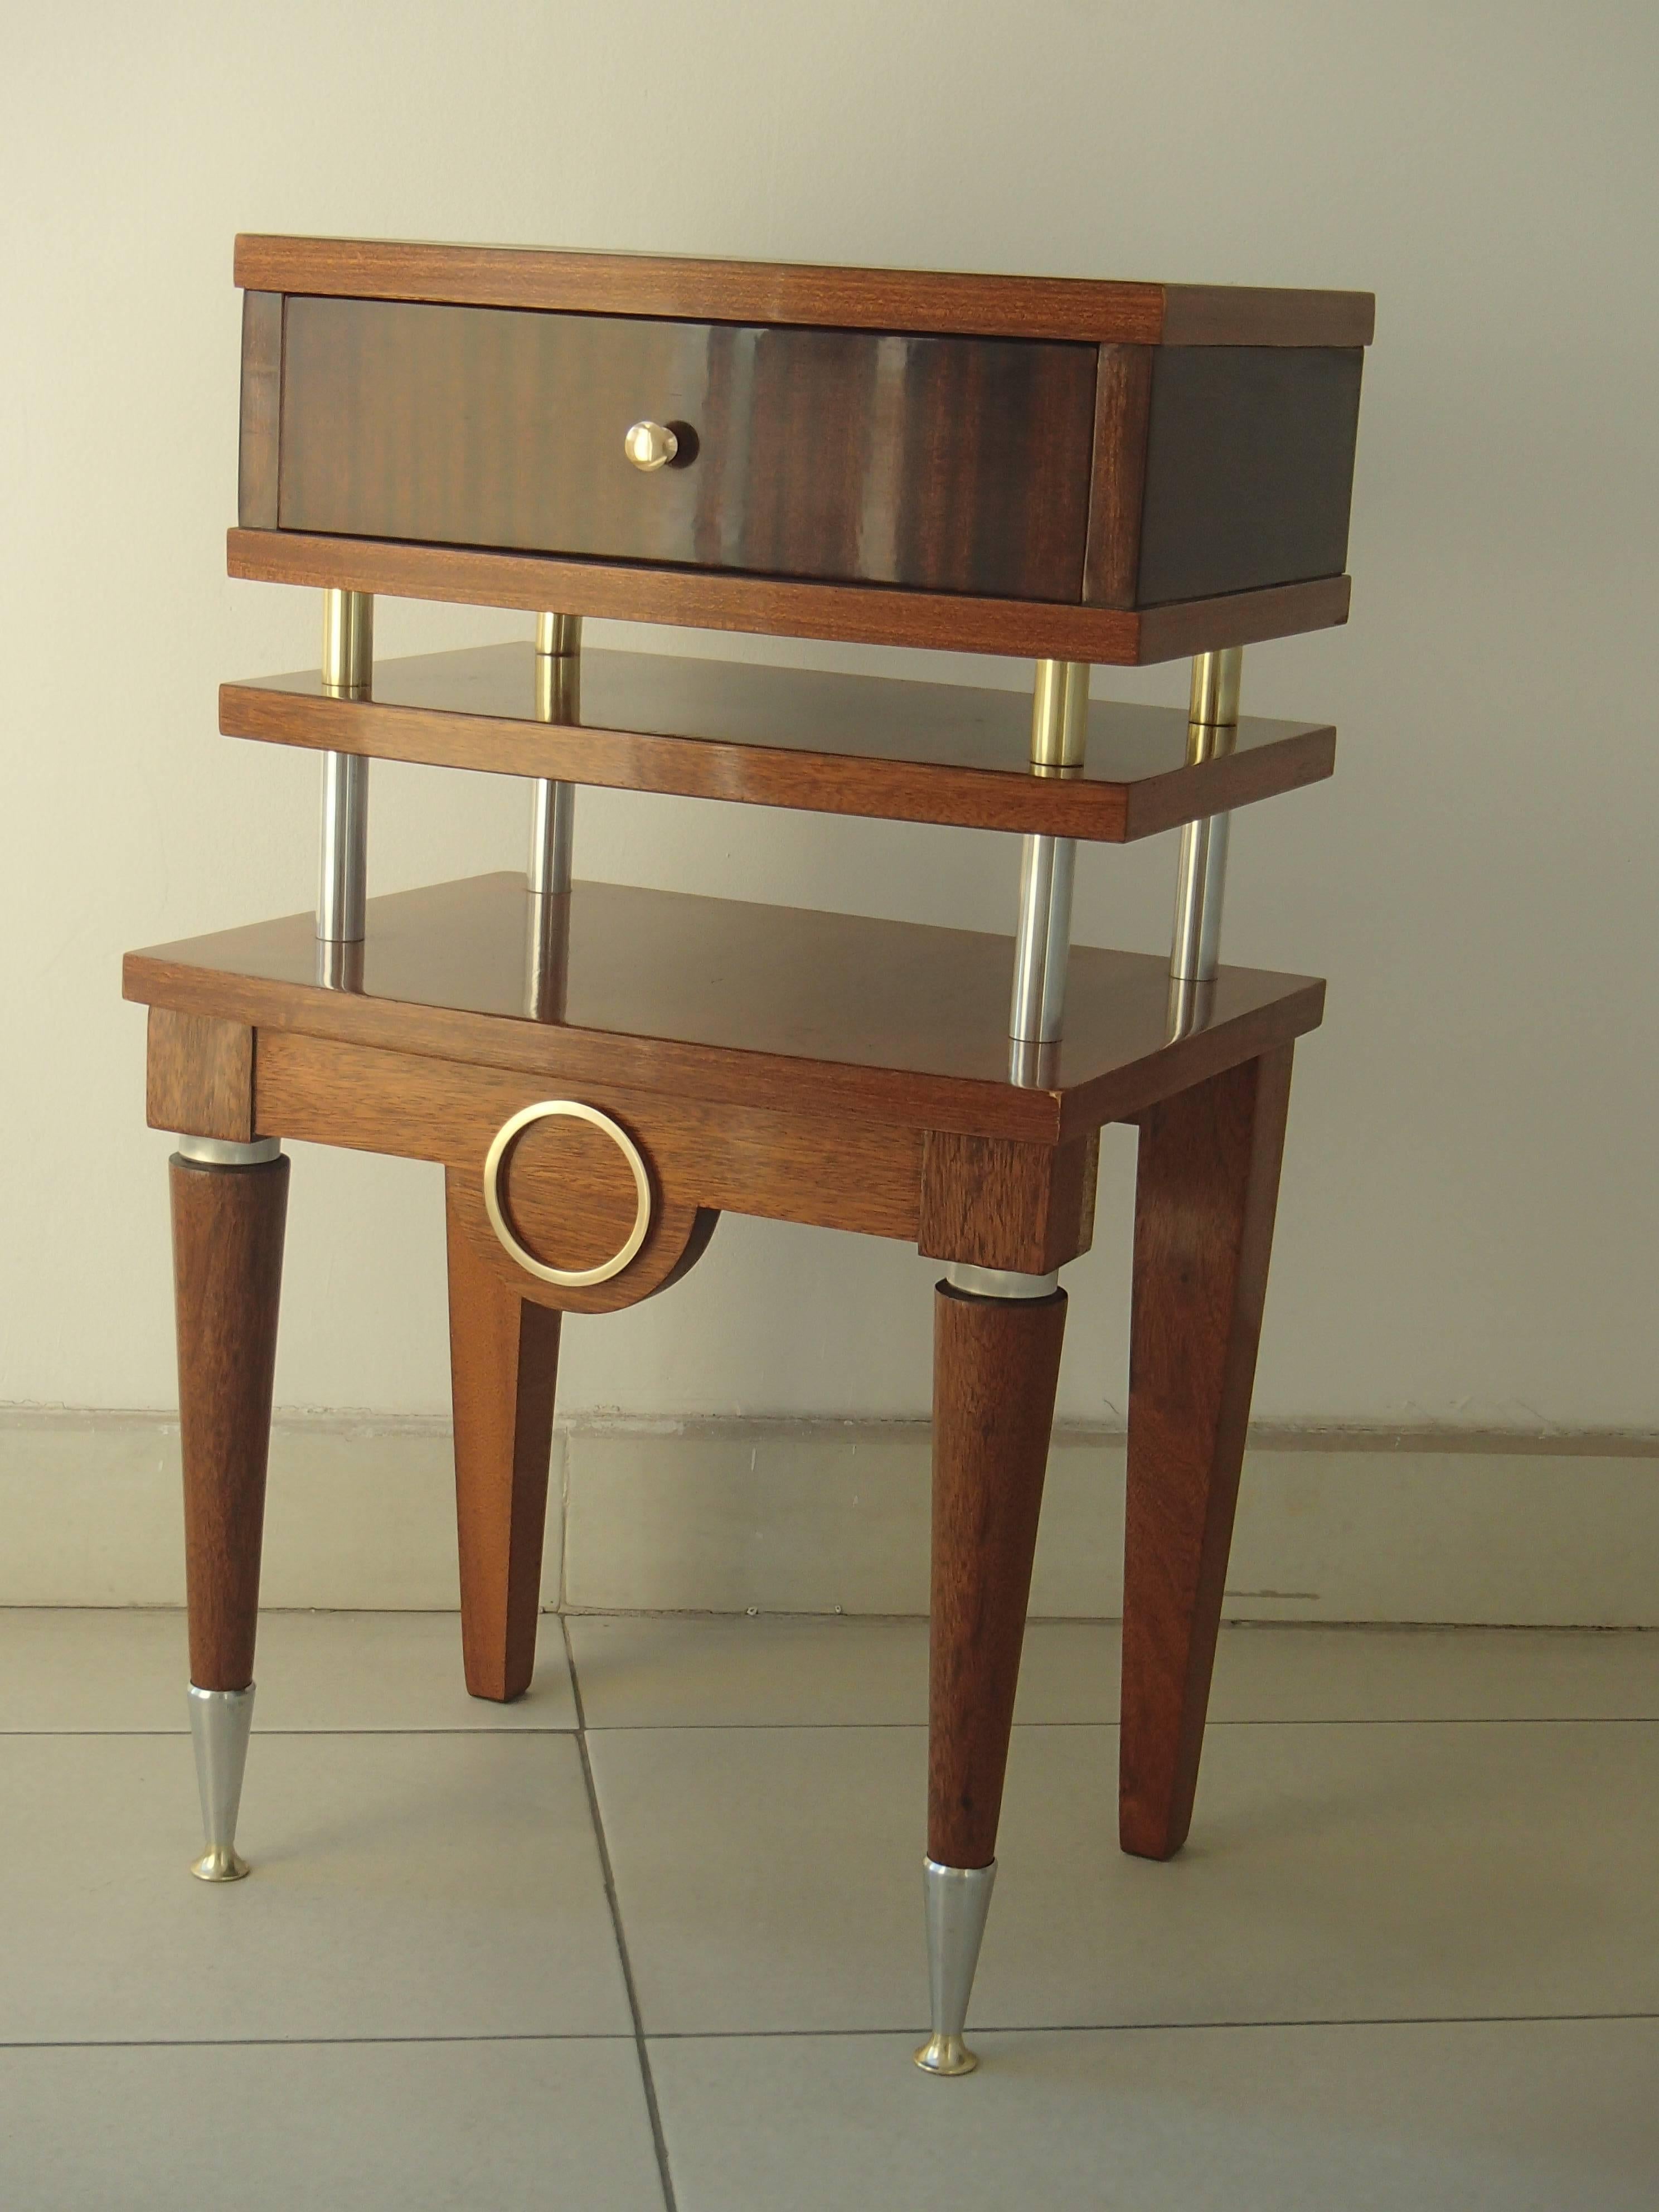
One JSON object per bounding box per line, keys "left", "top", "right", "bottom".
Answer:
{"left": 2, "top": 1612, "right": 1658, "bottom": 2207}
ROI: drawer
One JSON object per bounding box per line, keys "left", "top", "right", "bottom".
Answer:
{"left": 275, "top": 297, "right": 1098, "bottom": 603}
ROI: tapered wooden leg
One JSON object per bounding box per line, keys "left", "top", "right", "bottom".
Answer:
{"left": 445, "top": 1173, "right": 560, "bottom": 1702}
{"left": 918, "top": 1279, "right": 1066, "bottom": 2074}
{"left": 929, "top": 1282, "right": 1068, "bottom": 1869}
{"left": 172, "top": 1151, "right": 289, "bottom": 1694}
{"left": 1120, "top": 1045, "right": 1294, "bottom": 1861}
{"left": 172, "top": 1145, "right": 288, "bottom": 1881}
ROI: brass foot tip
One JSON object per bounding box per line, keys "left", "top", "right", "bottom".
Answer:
{"left": 913, "top": 2034, "right": 978, "bottom": 2077}
{"left": 191, "top": 1846, "right": 250, "bottom": 1883}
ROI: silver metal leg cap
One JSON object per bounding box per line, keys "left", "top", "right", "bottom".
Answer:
{"left": 913, "top": 2032, "right": 978, "bottom": 2077}
{"left": 191, "top": 1845, "right": 251, "bottom": 1884}
{"left": 913, "top": 1856, "right": 996, "bottom": 2077}
{"left": 187, "top": 1682, "right": 255, "bottom": 1883}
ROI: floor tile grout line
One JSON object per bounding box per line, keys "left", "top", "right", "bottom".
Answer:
{"left": 0, "top": 2032, "right": 643, "bottom": 2050}
{"left": 0, "top": 1726, "right": 579, "bottom": 1737}
{"left": 590, "top": 1716, "right": 1659, "bottom": 1731}
{"left": 563, "top": 1615, "right": 680, "bottom": 2212}
{"left": 4, "top": 2010, "right": 1658, "bottom": 2054}
{"left": 643, "top": 2009, "right": 1659, "bottom": 2039}
{"left": 9, "top": 1715, "right": 1659, "bottom": 1738}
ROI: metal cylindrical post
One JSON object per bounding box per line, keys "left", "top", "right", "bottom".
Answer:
{"left": 1169, "top": 647, "right": 1242, "bottom": 987}
{"left": 317, "top": 589, "right": 373, "bottom": 944}
{"left": 1010, "top": 659, "right": 1089, "bottom": 1052}
{"left": 530, "top": 613, "right": 581, "bottom": 900}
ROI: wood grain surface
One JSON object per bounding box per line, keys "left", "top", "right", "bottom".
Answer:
{"left": 237, "top": 292, "right": 283, "bottom": 531}
{"left": 171, "top": 1151, "right": 289, "bottom": 1690}
{"left": 918, "top": 1129, "right": 1099, "bottom": 1273}
{"left": 1082, "top": 344, "right": 1153, "bottom": 609}
{"left": 220, "top": 644, "right": 1337, "bottom": 843}
{"left": 278, "top": 297, "right": 1095, "bottom": 603}
{"left": 124, "top": 873, "right": 1327, "bottom": 1146}
{"left": 252, "top": 1031, "right": 922, "bottom": 1243}
{"left": 1119, "top": 1046, "right": 1295, "bottom": 1860}
{"left": 147, "top": 1007, "right": 255, "bottom": 1142}
{"left": 1137, "top": 347, "right": 1364, "bottom": 607}
{"left": 928, "top": 1282, "right": 1068, "bottom": 1867}
{"left": 445, "top": 1178, "right": 560, "bottom": 1700}
{"left": 227, "top": 528, "right": 1352, "bottom": 666}
{"left": 235, "top": 235, "right": 1374, "bottom": 347}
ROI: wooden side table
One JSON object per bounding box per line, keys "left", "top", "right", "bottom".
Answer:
{"left": 125, "top": 237, "right": 1370, "bottom": 2075}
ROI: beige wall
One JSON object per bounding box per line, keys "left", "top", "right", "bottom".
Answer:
{"left": 3, "top": 2, "right": 1655, "bottom": 1429}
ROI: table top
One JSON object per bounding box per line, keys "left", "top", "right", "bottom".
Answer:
{"left": 235, "top": 235, "right": 1375, "bottom": 348}
{"left": 126, "top": 873, "right": 1325, "bottom": 1143}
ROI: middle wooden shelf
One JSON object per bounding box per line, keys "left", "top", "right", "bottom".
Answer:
{"left": 221, "top": 642, "right": 1336, "bottom": 842}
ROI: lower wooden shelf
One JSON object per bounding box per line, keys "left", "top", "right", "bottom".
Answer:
{"left": 124, "top": 871, "right": 1323, "bottom": 1144}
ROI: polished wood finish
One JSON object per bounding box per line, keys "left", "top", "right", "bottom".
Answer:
{"left": 234, "top": 237, "right": 1366, "bottom": 653}
{"left": 140, "top": 236, "right": 1351, "bottom": 1881}
{"left": 919, "top": 1130, "right": 1099, "bottom": 1274}
{"left": 279, "top": 297, "right": 1095, "bottom": 603}
{"left": 171, "top": 1151, "right": 289, "bottom": 1691}
{"left": 237, "top": 292, "right": 283, "bottom": 531}
{"left": 254, "top": 1033, "right": 921, "bottom": 1245}
{"left": 236, "top": 235, "right": 1375, "bottom": 348}
{"left": 124, "top": 874, "right": 1326, "bottom": 1147}
{"left": 221, "top": 646, "right": 1337, "bottom": 843}
{"left": 1083, "top": 345, "right": 1153, "bottom": 609}
{"left": 1120, "top": 1046, "right": 1295, "bottom": 1861}
{"left": 1138, "top": 348, "right": 1364, "bottom": 608}
{"left": 1133, "top": 578, "right": 1352, "bottom": 663}
{"left": 447, "top": 1139, "right": 716, "bottom": 1318}
{"left": 445, "top": 1177, "right": 560, "bottom": 1698}
{"left": 228, "top": 528, "right": 1351, "bottom": 666}
{"left": 147, "top": 1008, "right": 254, "bottom": 1141}
{"left": 928, "top": 1283, "right": 1068, "bottom": 1867}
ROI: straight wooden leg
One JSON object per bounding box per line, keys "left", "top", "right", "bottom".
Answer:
{"left": 445, "top": 1173, "right": 561, "bottom": 1702}
{"left": 172, "top": 1151, "right": 289, "bottom": 1693}
{"left": 928, "top": 1282, "right": 1068, "bottom": 1870}
{"left": 1120, "top": 1045, "right": 1294, "bottom": 1861}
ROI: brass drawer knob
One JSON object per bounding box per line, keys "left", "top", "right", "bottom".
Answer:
{"left": 623, "top": 420, "right": 679, "bottom": 472}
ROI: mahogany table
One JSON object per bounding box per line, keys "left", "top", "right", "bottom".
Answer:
{"left": 124, "top": 236, "right": 1370, "bottom": 2075}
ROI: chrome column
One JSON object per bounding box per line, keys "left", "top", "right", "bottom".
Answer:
{"left": 1168, "top": 647, "right": 1241, "bottom": 1031}
{"left": 526, "top": 615, "right": 580, "bottom": 1020}
{"left": 1170, "top": 647, "right": 1240, "bottom": 983}
{"left": 317, "top": 589, "right": 372, "bottom": 946}
{"left": 1009, "top": 660, "right": 1090, "bottom": 1079}
{"left": 530, "top": 613, "right": 580, "bottom": 898}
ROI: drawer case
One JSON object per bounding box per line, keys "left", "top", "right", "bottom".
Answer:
{"left": 234, "top": 237, "right": 1373, "bottom": 660}
{"left": 275, "top": 297, "right": 1100, "bottom": 602}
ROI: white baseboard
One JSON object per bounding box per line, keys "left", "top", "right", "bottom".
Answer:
{"left": 1, "top": 1410, "right": 1654, "bottom": 1627}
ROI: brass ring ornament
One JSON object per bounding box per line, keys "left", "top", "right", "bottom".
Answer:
{"left": 482, "top": 1101, "right": 652, "bottom": 1288}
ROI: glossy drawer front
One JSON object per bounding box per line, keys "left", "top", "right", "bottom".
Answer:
{"left": 276, "top": 298, "right": 1098, "bottom": 603}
